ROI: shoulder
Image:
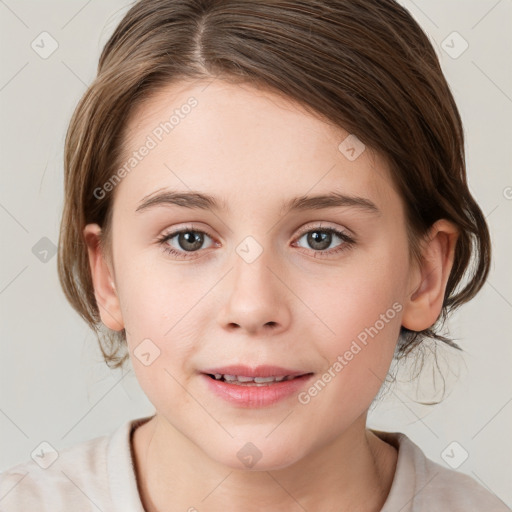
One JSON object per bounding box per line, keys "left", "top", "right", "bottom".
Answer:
{"left": 0, "top": 417, "right": 150, "bottom": 511}
{"left": 372, "top": 430, "right": 511, "bottom": 512}
{"left": 0, "top": 434, "right": 110, "bottom": 511}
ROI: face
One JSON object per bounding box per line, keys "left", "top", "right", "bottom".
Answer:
{"left": 100, "top": 79, "right": 415, "bottom": 470}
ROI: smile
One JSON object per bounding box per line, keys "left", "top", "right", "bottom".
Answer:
{"left": 200, "top": 366, "right": 315, "bottom": 407}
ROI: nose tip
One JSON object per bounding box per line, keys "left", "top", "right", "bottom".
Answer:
{"left": 217, "top": 254, "right": 291, "bottom": 335}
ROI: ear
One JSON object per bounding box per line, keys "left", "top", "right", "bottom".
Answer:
{"left": 402, "top": 219, "right": 459, "bottom": 332}
{"left": 83, "top": 223, "right": 124, "bottom": 331}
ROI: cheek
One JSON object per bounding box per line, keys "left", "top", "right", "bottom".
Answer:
{"left": 116, "top": 251, "right": 204, "bottom": 336}
{"left": 296, "top": 277, "right": 403, "bottom": 432}
{"left": 299, "top": 240, "right": 408, "bottom": 396}
{"left": 122, "top": 271, "right": 202, "bottom": 411}
{"left": 116, "top": 257, "right": 216, "bottom": 401}
{"left": 310, "top": 288, "right": 402, "bottom": 400}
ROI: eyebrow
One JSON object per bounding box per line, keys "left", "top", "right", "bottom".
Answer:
{"left": 135, "top": 189, "right": 380, "bottom": 216}
{"left": 136, "top": 189, "right": 223, "bottom": 213}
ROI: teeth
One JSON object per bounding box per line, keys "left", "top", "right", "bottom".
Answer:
{"left": 211, "top": 374, "right": 299, "bottom": 384}
{"left": 254, "top": 376, "right": 277, "bottom": 383}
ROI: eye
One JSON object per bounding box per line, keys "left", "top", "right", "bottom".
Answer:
{"left": 156, "top": 224, "right": 355, "bottom": 260}
{"left": 293, "top": 226, "right": 355, "bottom": 256}
{"left": 157, "top": 226, "right": 216, "bottom": 259}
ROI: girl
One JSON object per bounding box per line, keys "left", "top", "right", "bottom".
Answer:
{"left": 1, "top": 0, "right": 508, "bottom": 510}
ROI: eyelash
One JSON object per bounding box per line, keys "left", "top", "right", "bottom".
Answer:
{"left": 156, "top": 224, "right": 356, "bottom": 260}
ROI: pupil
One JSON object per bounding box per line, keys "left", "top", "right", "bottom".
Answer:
{"left": 308, "top": 231, "right": 331, "bottom": 250}
{"left": 179, "top": 231, "right": 203, "bottom": 251}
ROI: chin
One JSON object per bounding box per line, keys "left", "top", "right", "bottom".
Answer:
{"left": 203, "top": 437, "right": 305, "bottom": 472}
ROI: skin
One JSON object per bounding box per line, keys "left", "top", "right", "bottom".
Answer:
{"left": 84, "top": 79, "right": 458, "bottom": 512}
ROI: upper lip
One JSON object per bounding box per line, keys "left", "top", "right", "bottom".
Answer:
{"left": 201, "top": 365, "right": 311, "bottom": 378}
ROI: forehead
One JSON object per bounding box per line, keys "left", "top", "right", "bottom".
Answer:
{"left": 115, "top": 79, "right": 399, "bottom": 216}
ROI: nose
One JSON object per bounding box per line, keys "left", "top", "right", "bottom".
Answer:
{"left": 217, "top": 246, "right": 292, "bottom": 336}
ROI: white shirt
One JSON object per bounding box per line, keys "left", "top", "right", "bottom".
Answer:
{"left": 0, "top": 416, "right": 509, "bottom": 511}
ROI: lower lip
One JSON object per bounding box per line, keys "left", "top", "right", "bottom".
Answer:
{"left": 200, "top": 373, "right": 314, "bottom": 408}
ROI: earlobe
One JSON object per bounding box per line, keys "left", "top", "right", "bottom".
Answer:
{"left": 83, "top": 223, "right": 124, "bottom": 331}
{"left": 401, "top": 219, "right": 459, "bottom": 332}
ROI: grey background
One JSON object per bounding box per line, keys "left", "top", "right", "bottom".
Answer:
{"left": 1, "top": 0, "right": 511, "bottom": 507}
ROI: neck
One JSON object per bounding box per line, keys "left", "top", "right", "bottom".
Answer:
{"left": 132, "top": 413, "right": 398, "bottom": 512}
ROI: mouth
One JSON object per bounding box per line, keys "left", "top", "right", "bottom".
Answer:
{"left": 200, "top": 365, "right": 315, "bottom": 407}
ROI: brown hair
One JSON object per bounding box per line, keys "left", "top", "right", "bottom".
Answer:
{"left": 58, "top": 0, "right": 491, "bottom": 370}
